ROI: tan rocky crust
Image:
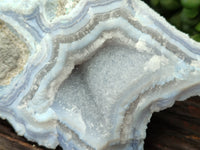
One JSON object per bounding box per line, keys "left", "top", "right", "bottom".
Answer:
{"left": 56, "top": 0, "right": 80, "bottom": 16}
{"left": 0, "top": 20, "right": 29, "bottom": 85}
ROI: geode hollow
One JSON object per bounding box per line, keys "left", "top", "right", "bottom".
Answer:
{"left": 0, "top": 0, "right": 200, "bottom": 150}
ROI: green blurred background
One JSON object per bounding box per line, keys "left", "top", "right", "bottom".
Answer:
{"left": 142, "top": 0, "right": 200, "bottom": 42}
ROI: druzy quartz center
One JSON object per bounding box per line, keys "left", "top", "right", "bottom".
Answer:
{"left": 0, "top": 0, "right": 200, "bottom": 150}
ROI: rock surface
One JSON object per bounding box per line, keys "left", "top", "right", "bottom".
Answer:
{"left": 0, "top": 0, "right": 200, "bottom": 150}
{"left": 0, "top": 20, "right": 29, "bottom": 85}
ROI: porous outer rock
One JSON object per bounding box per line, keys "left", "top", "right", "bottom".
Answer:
{"left": 0, "top": 0, "right": 200, "bottom": 150}
{"left": 0, "top": 20, "right": 29, "bottom": 85}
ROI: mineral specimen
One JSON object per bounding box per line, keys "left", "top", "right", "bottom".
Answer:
{"left": 0, "top": 0, "right": 200, "bottom": 150}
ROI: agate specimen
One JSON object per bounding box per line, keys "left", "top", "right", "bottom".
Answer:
{"left": 0, "top": 0, "right": 200, "bottom": 150}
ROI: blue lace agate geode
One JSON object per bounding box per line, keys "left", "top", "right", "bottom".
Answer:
{"left": 0, "top": 0, "right": 200, "bottom": 150}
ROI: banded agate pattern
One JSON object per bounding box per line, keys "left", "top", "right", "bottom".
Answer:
{"left": 0, "top": 0, "right": 200, "bottom": 150}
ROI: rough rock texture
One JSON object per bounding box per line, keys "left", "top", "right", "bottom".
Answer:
{"left": 0, "top": 0, "right": 200, "bottom": 150}
{"left": 45, "top": 0, "right": 80, "bottom": 21}
{"left": 0, "top": 20, "right": 29, "bottom": 85}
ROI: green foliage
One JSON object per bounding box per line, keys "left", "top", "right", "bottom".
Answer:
{"left": 150, "top": 0, "right": 159, "bottom": 7}
{"left": 191, "top": 34, "right": 200, "bottom": 41}
{"left": 181, "top": 8, "right": 199, "bottom": 19}
{"left": 160, "top": 0, "right": 181, "bottom": 10}
{"left": 143, "top": 0, "right": 200, "bottom": 42}
{"left": 195, "top": 22, "right": 200, "bottom": 31}
{"left": 181, "top": 0, "right": 200, "bottom": 9}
